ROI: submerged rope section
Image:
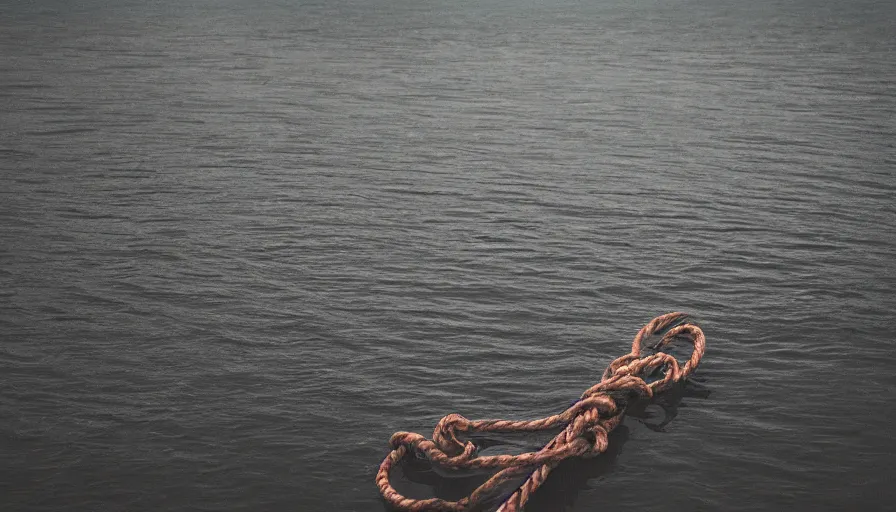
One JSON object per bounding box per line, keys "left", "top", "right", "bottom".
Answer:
{"left": 376, "top": 312, "right": 706, "bottom": 512}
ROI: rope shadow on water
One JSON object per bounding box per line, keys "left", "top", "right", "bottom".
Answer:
{"left": 499, "top": 380, "right": 710, "bottom": 512}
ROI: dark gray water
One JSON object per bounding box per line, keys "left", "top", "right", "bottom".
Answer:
{"left": 2, "top": 0, "right": 895, "bottom": 510}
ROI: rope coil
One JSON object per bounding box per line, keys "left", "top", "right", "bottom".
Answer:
{"left": 377, "top": 312, "right": 706, "bottom": 512}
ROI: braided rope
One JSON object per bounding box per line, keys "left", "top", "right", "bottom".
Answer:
{"left": 376, "top": 312, "right": 706, "bottom": 512}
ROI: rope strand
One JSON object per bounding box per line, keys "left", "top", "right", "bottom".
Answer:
{"left": 377, "top": 312, "right": 706, "bottom": 512}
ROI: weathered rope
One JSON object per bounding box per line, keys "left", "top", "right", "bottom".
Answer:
{"left": 376, "top": 312, "right": 706, "bottom": 512}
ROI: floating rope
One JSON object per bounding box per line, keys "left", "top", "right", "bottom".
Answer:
{"left": 376, "top": 312, "right": 706, "bottom": 512}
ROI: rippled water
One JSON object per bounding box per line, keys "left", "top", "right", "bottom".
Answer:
{"left": 2, "top": 0, "right": 895, "bottom": 510}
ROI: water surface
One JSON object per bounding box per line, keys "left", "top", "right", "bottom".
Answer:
{"left": 2, "top": 0, "right": 895, "bottom": 510}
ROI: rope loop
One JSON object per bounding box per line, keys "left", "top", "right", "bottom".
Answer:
{"left": 433, "top": 414, "right": 475, "bottom": 459}
{"left": 376, "top": 312, "right": 706, "bottom": 512}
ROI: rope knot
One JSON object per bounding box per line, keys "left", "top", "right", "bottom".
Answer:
{"left": 600, "top": 353, "right": 640, "bottom": 381}
{"left": 585, "top": 425, "right": 610, "bottom": 456}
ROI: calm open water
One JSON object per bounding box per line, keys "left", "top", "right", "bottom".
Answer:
{"left": 2, "top": 0, "right": 895, "bottom": 510}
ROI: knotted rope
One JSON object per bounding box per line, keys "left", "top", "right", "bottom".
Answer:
{"left": 376, "top": 312, "right": 706, "bottom": 512}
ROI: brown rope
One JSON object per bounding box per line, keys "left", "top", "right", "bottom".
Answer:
{"left": 376, "top": 312, "right": 707, "bottom": 512}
